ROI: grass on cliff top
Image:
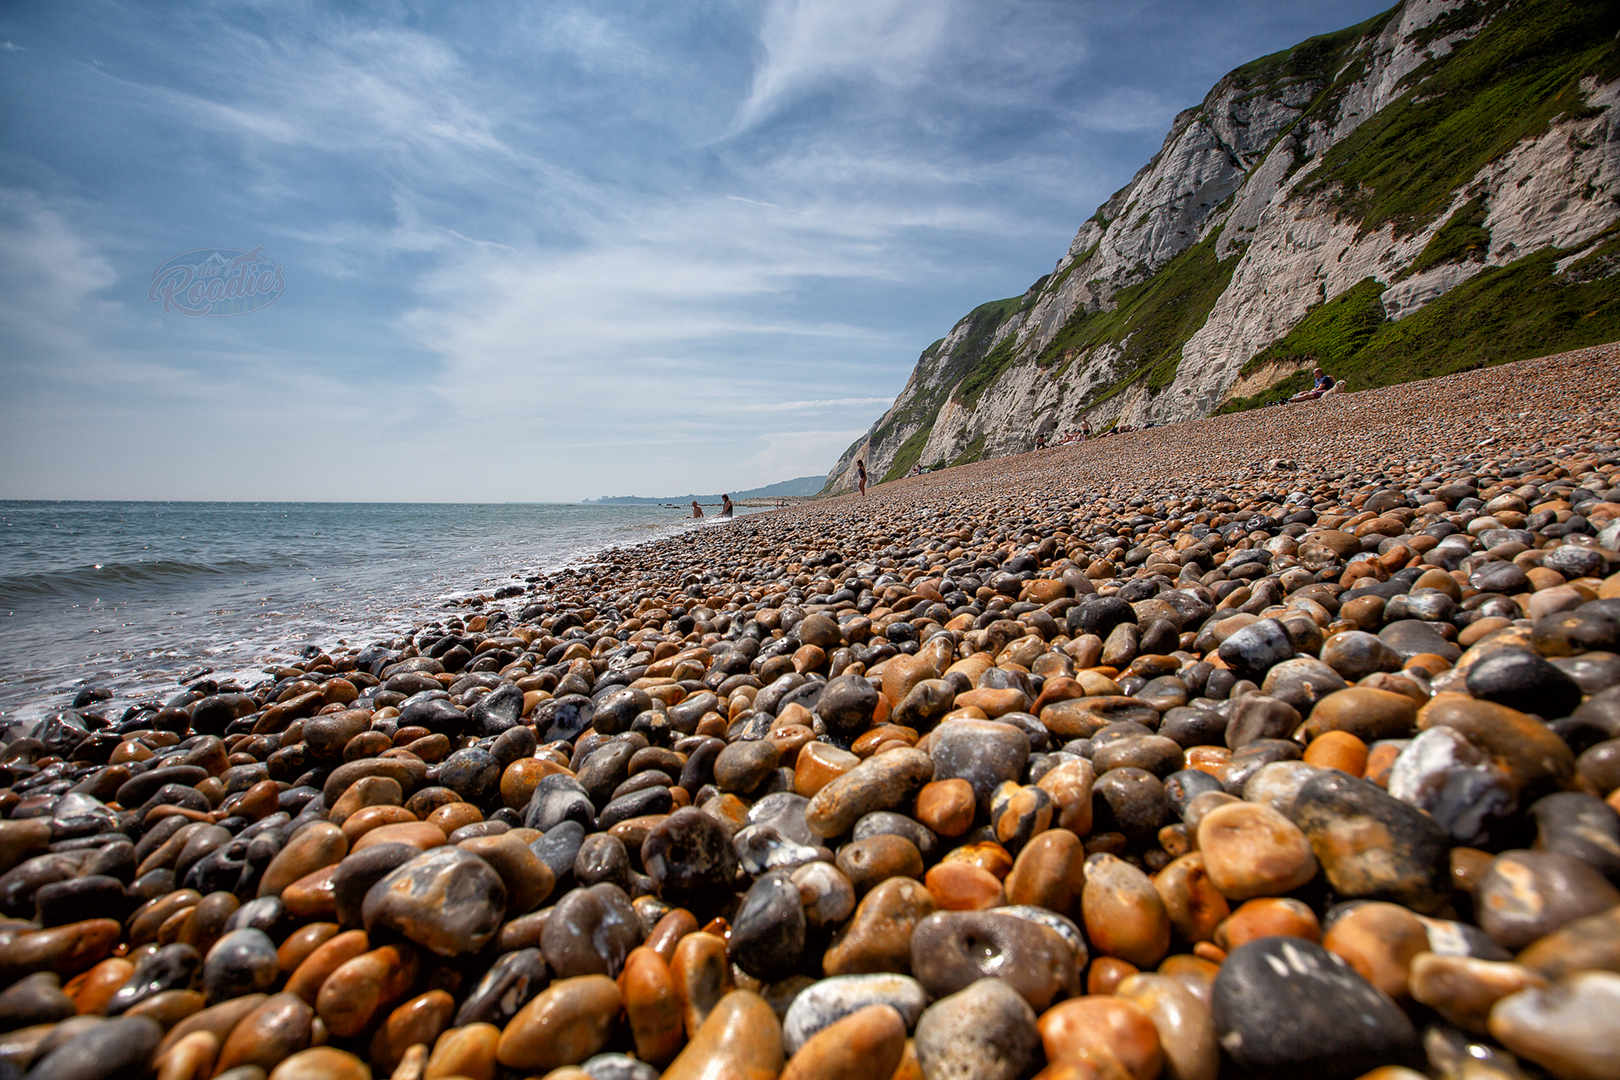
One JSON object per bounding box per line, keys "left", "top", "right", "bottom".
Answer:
{"left": 880, "top": 425, "right": 933, "bottom": 485}
{"left": 1304, "top": 0, "right": 1620, "bottom": 235}
{"left": 1035, "top": 228, "right": 1241, "bottom": 410}
{"left": 1233, "top": 6, "right": 1396, "bottom": 94}
{"left": 1218, "top": 236, "right": 1620, "bottom": 412}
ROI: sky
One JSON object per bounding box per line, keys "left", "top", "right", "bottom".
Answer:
{"left": 0, "top": 0, "right": 1391, "bottom": 503}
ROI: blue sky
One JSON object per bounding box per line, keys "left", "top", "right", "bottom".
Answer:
{"left": 0, "top": 0, "right": 1389, "bottom": 502}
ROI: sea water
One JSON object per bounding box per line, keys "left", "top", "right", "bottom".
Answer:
{"left": 0, "top": 501, "right": 761, "bottom": 727}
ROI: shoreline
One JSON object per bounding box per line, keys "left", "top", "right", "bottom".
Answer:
{"left": 0, "top": 341, "right": 1617, "bottom": 1078}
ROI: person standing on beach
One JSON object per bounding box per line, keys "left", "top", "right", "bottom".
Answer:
{"left": 691, "top": 500, "right": 703, "bottom": 518}
{"left": 721, "top": 494, "right": 733, "bottom": 517}
{"left": 856, "top": 459, "right": 867, "bottom": 497}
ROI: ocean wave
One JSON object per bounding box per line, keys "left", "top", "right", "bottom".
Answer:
{"left": 0, "top": 557, "right": 287, "bottom": 606}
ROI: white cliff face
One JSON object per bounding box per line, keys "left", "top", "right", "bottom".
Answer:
{"left": 826, "top": 0, "right": 1620, "bottom": 494}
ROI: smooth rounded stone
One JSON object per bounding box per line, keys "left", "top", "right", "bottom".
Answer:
{"left": 535, "top": 820, "right": 588, "bottom": 883}
{"left": 910, "top": 910, "right": 1076, "bottom": 1010}
{"left": 893, "top": 679, "right": 956, "bottom": 730}
{"left": 748, "top": 792, "right": 816, "bottom": 847}
{"left": 1409, "top": 953, "right": 1548, "bottom": 1035}
{"left": 1320, "top": 902, "right": 1430, "bottom": 1001}
{"left": 1083, "top": 853, "right": 1170, "bottom": 969}
{"left": 1379, "top": 620, "right": 1461, "bottom": 662}
{"left": 1240, "top": 760, "right": 1322, "bottom": 813}
{"left": 806, "top": 748, "right": 934, "bottom": 840}
{"left": 21, "top": 1014, "right": 163, "bottom": 1080}
{"left": 730, "top": 870, "right": 807, "bottom": 981}
{"left": 780, "top": 1002, "right": 906, "bottom": 1080}
{"left": 423, "top": 1020, "right": 500, "bottom": 1079}
{"left": 459, "top": 831, "right": 556, "bottom": 916}
{"left": 1286, "top": 770, "right": 1452, "bottom": 914}
{"left": 924, "top": 861, "right": 1004, "bottom": 911}
{"left": 1224, "top": 695, "right": 1301, "bottom": 750}
{"left": 1196, "top": 801, "right": 1317, "bottom": 901}
{"left": 224, "top": 895, "right": 283, "bottom": 936}
{"left": 456, "top": 947, "right": 547, "bottom": 1028}
{"left": 670, "top": 931, "right": 732, "bottom": 1038}
{"left": 542, "top": 882, "right": 641, "bottom": 979}
{"left": 713, "top": 741, "right": 781, "bottom": 796}
{"left": 495, "top": 974, "right": 622, "bottom": 1074}
{"left": 1488, "top": 971, "right": 1620, "bottom": 1080}
{"left": 1298, "top": 687, "right": 1418, "bottom": 743}
{"left": 369, "top": 989, "right": 454, "bottom": 1072}
{"left": 1554, "top": 651, "right": 1620, "bottom": 695}
{"left": 817, "top": 674, "right": 881, "bottom": 745}
{"left": 660, "top": 989, "right": 783, "bottom": 1080}
{"left": 621, "top": 946, "right": 683, "bottom": 1068}
{"left": 1217, "top": 619, "right": 1296, "bottom": 682}
{"left": 930, "top": 720, "right": 1031, "bottom": 817}
{"left": 1036, "top": 758, "right": 1095, "bottom": 835}
{"left": 733, "top": 824, "right": 819, "bottom": 876}
{"left": 1516, "top": 901, "right": 1620, "bottom": 981}
{"left": 1261, "top": 658, "right": 1347, "bottom": 717}
{"left": 1467, "top": 649, "right": 1585, "bottom": 719}
{"left": 1153, "top": 853, "right": 1229, "bottom": 945}
{"left": 1475, "top": 850, "right": 1620, "bottom": 951}
{"left": 1211, "top": 937, "right": 1419, "bottom": 1080}
{"left": 329, "top": 843, "right": 418, "bottom": 930}
{"left": 988, "top": 782, "right": 1053, "bottom": 851}
{"left": 215, "top": 992, "right": 315, "bottom": 1075}
{"left": 1162, "top": 770, "right": 1221, "bottom": 819}
{"left": 782, "top": 973, "right": 927, "bottom": 1054}
{"left": 1038, "top": 994, "right": 1163, "bottom": 1080}
{"left": 838, "top": 835, "right": 924, "bottom": 895}
{"left": 576, "top": 832, "right": 631, "bottom": 887}
{"left": 1003, "top": 828, "right": 1085, "bottom": 917}
{"left": 1114, "top": 971, "right": 1218, "bottom": 1080}
{"left": 853, "top": 812, "right": 941, "bottom": 863}
{"left": 107, "top": 942, "right": 201, "bottom": 1016}
{"left": 824, "top": 876, "right": 936, "bottom": 977}
{"left": 315, "top": 944, "right": 417, "bottom": 1038}
{"left": 1091, "top": 734, "right": 1184, "bottom": 778}
{"left": 33, "top": 875, "right": 126, "bottom": 929}
{"left": 1092, "top": 767, "right": 1166, "bottom": 845}
{"left": 791, "top": 861, "right": 857, "bottom": 930}
{"left": 1531, "top": 792, "right": 1620, "bottom": 881}
{"left": 641, "top": 808, "right": 739, "bottom": 903}
{"left": 362, "top": 846, "right": 506, "bottom": 957}
{"left": 265, "top": 1047, "right": 369, "bottom": 1080}
{"left": 1320, "top": 631, "right": 1403, "bottom": 682}
{"left": 0, "top": 971, "right": 73, "bottom": 1030}
{"left": 202, "top": 928, "right": 279, "bottom": 1004}
{"left": 913, "top": 977, "right": 1040, "bottom": 1080}
{"left": 525, "top": 774, "right": 596, "bottom": 832}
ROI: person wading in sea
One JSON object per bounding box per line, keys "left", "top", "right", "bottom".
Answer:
{"left": 721, "top": 494, "right": 733, "bottom": 517}
{"left": 690, "top": 500, "right": 702, "bottom": 518}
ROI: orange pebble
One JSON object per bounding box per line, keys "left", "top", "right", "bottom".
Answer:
{"left": 1184, "top": 746, "right": 1230, "bottom": 776}
{"left": 1192, "top": 942, "right": 1226, "bottom": 963}
{"left": 1303, "top": 730, "right": 1368, "bottom": 776}
{"left": 938, "top": 840, "right": 1015, "bottom": 880}
{"left": 1363, "top": 742, "right": 1403, "bottom": 787}
{"left": 915, "top": 779, "right": 976, "bottom": 837}
{"left": 1086, "top": 957, "right": 1139, "bottom": 996}
{"left": 924, "top": 862, "right": 1006, "bottom": 911}
{"left": 1404, "top": 653, "right": 1451, "bottom": 677}
{"left": 1214, "top": 897, "right": 1320, "bottom": 952}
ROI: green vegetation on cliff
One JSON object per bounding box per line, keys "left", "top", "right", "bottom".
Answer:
{"left": 1220, "top": 232, "right": 1620, "bottom": 412}
{"left": 1306, "top": 0, "right": 1620, "bottom": 233}
{"left": 1037, "top": 228, "right": 1241, "bottom": 400}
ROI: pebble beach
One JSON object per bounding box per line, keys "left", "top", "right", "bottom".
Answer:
{"left": 2, "top": 344, "right": 1620, "bottom": 1080}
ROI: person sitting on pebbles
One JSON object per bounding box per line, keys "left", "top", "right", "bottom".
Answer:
{"left": 1289, "top": 367, "right": 1338, "bottom": 403}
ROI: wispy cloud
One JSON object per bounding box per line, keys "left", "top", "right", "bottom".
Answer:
{"left": 0, "top": 0, "right": 1396, "bottom": 500}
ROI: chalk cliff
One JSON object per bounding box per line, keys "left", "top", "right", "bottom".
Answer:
{"left": 826, "top": 0, "right": 1620, "bottom": 493}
